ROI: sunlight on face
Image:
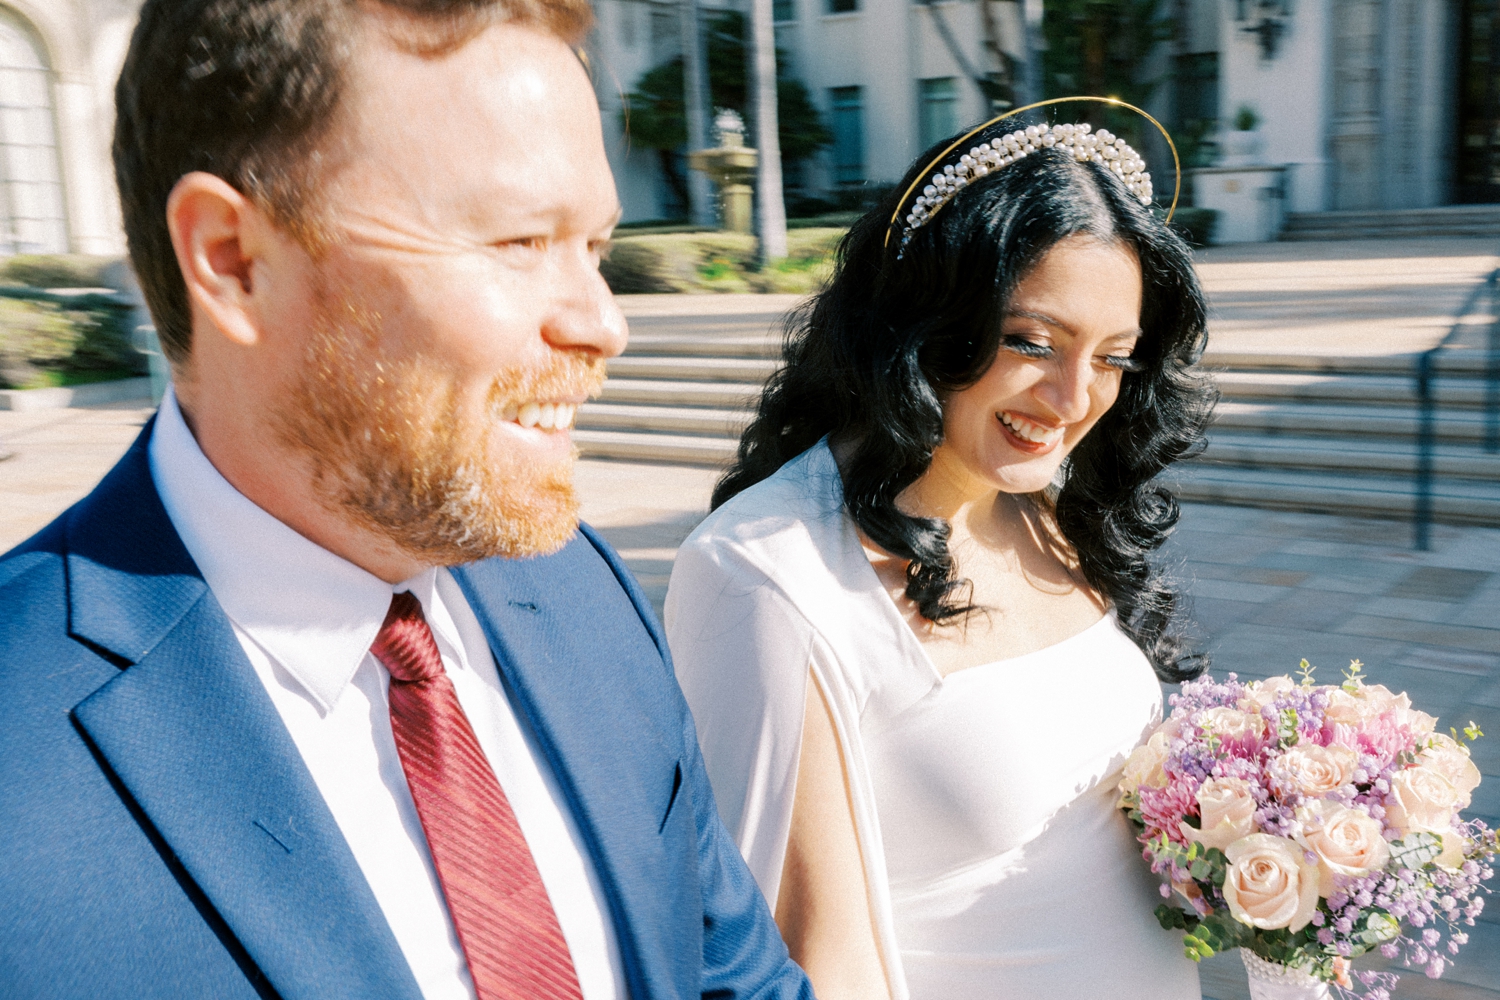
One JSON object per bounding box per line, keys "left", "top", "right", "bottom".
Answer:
{"left": 936, "top": 234, "right": 1144, "bottom": 498}
{"left": 271, "top": 20, "right": 627, "bottom": 564}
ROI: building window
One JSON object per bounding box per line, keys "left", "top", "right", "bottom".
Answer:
{"left": 0, "top": 10, "right": 67, "bottom": 255}
{"left": 774, "top": 0, "right": 796, "bottom": 22}
{"left": 829, "top": 86, "right": 864, "bottom": 184}
{"left": 827, "top": 0, "right": 858, "bottom": 14}
{"left": 918, "top": 77, "right": 959, "bottom": 151}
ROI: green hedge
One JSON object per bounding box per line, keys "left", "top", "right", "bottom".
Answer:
{"left": 0, "top": 256, "right": 146, "bottom": 390}
{"left": 601, "top": 228, "right": 845, "bottom": 295}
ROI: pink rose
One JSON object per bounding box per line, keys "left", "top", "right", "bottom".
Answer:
{"left": 1223, "top": 834, "right": 1322, "bottom": 931}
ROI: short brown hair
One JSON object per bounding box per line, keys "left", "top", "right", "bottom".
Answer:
{"left": 114, "top": 0, "right": 593, "bottom": 367}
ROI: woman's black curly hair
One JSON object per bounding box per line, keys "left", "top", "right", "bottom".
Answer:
{"left": 712, "top": 136, "right": 1217, "bottom": 682}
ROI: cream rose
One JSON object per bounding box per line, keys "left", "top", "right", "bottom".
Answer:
{"left": 1182, "top": 777, "right": 1259, "bottom": 852}
{"left": 1239, "top": 676, "right": 1296, "bottom": 714}
{"left": 1420, "top": 735, "right": 1482, "bottom": 809}
{"left": 1387, "top": 765, "right": 1461, "bottom": 836}
{"left": 1198, "top": 707, "right": 1267, "bottom": 742}
{"left": 1223, "top": 834, "right": 1323, "bottom": 931}
{"left": 1325, "top": 684, "right": 1410, "bottom": 727}
{"left": 1294, "top": 803, "right": 1391, "bottom": 896}
{"left": 1393, "top": 707, "right": 1439, "bottom": 735}
{"left": 1271, "top": 743, "right": 1359, "bottom": 798}
{"left": 1120, "top": 730, "right": 1171, "bottom": 795}
{"left": 1386, "top": 764, "right": 1468, "bottom": 869}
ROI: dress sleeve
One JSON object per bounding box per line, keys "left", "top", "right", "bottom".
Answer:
{"left": 665, "top": 535, "right": 813, "bottom": 912}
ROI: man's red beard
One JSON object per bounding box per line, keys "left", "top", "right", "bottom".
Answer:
{"left": 277, "top": 291, "right": 605, "bottom": 567}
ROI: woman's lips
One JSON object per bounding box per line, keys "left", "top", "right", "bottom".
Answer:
{"left": 998, "top": 410, "right": 1065, "bottom": 455}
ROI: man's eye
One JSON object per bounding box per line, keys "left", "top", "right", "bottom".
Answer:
{"left": 499, "top": 236, "right": 546, "bottom": 251}
{"left": 1002, "top": 335, "right": 1051, "bottom": 358}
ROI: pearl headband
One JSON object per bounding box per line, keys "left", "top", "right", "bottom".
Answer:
{"left": 885, "top": 96, "right": 1182, "bottom": 251}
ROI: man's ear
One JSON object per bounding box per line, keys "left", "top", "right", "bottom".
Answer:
{"left": 165, "top": 172, "right": 265, "bottom": 348}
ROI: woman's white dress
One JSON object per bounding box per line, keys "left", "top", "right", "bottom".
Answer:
{"left": 664, "top": 441, "right": 1199, "bottom": 1000}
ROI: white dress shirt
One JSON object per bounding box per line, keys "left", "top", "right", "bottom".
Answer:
{"left": 148, "top": 388, "right": 625, "bottom": 1000}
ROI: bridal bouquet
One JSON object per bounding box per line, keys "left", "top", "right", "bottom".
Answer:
{"left": 1119, "top": 660, "right": 1497, "bottom": 1000}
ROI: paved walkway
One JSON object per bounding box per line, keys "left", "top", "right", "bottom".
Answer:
{"left": 4, "top": 237, "right": 1499, "bottom": 999}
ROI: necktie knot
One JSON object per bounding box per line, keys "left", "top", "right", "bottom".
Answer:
{"left": 371, "top": 591, "right": 444, "bottom": 684}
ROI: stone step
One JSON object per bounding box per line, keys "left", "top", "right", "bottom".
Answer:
{"left": 599, "top": 378, "right": 761, "bottom": 408}
{"left": 573, "top": 428, "right": 737, "bottom": 465}
{"left": 576, "top": 397, "right": 1498, "bottom": 452}
{"left": 611, "top": 342, "right": 1500, "bottom": 380}
{"left": 1212, "top": 400, "right": 1495, "bottom": 443}
{"left": 599, "top": 369, "right": 1499, "bottom": 412}
{"left": 625, "top": 333, "right": 782, "bottom": 359}
{"left": 1198, "top": 433, "right": 1500, "bottom": 481}
{"left": 1169, "top": 465, "right": 1500, "bottom": 525}
{"left": 605, "top": 354, "right": 780, "bottom": 383}
{"left": 1282, "top": 205, "right": 1500, "bottom": 240}
{"left": 1201, "top": 350, "right": 1495, "bottom": 377}
{"left": 575, "top": 402, "right": 750, "bottom": 437}
{"left": 1214, "top": 371, "right": 1495, "bottom": 409}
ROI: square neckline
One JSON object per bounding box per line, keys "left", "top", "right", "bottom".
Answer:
{"left": 814, "top": 439, "right": 1113, "bottom": 687}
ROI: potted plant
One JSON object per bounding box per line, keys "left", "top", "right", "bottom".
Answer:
{"left": 1220, "top": 104, "right": 1264, "bottom": 166}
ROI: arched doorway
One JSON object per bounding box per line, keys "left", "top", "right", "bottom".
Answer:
{"left": 0, "top": 7, "right": 66, "bottom": 254}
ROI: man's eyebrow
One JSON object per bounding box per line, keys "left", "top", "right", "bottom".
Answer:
{"left": 1004, "top": 308, "right": 1142, "bottom": 341}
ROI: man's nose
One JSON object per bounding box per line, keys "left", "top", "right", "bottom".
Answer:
{"left": 542, "top": 254, "right": 629, "bottom": 359}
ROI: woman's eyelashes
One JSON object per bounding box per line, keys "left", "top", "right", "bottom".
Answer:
{"left": 1001, "top": 334, "right": 1143, "bottom": 373}
{"left": 1001, "top": 334, "right": 1052, "bottom": 358}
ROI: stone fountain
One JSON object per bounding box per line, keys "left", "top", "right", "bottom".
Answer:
{"left": 687, "top": 109, "right": 758, "bottom": 234}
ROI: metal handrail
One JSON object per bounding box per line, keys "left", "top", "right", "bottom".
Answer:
{"left": 1413, "top": 268, "right": 1500, "bottom": 550}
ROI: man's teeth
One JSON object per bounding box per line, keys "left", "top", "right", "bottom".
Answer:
{"left": 502, "top": 402, "right": 576, "bottom": 430}
{"left": 1000, "top": 412, "right": 1064, "bottom": 445}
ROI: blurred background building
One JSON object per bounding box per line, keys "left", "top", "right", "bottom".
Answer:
{"left": 4, "top": 0, "right": 1498, "bottom": 243}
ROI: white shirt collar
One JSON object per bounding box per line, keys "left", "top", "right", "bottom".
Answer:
{"left": 148, "top": 387, "right": 446, "bottom": 715}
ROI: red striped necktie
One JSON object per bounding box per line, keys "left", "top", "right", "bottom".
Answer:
{"left": 371, "top": 591, "right": 584, "bottom": 1000}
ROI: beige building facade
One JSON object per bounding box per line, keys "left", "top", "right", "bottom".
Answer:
{"left": 8, "top": 0, "right": 1495, "bottom": 247}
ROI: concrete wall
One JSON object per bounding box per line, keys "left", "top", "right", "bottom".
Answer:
{"left": 9, "top": 0, "right": 137, "bottom": 255}
{"left": 1218, "top": 0, "right": 1332, "bottom": 213}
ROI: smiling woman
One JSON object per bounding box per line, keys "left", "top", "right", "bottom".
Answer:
{"left": 666, "top": 128, "right": 1219, "bottom": 1000}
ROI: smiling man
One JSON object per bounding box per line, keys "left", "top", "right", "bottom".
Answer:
{"left": 0, "top": 2, "right": 813, "bottom": 999}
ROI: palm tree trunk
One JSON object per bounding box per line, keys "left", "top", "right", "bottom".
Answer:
{"left": 747, "top": 0, "right": 787, "bottom": 261}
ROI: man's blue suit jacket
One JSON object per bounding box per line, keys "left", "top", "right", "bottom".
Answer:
{"left": 0, "top": 421, "right": 812, "bottom": 1000}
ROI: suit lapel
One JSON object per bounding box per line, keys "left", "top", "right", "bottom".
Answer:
{"left": 66, "top": 426, "right": 422, "bottom": 1000}
{"left": 455, "top": 543, "right": 699, "bottom": 1000}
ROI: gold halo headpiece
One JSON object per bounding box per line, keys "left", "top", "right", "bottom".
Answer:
{"left": 885, "top": 96, "right": 1181, "bottom": 250}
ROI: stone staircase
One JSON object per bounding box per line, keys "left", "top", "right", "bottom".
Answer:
{"left": 576, "top": 315, "right": 1500, "bottom": 527}
{"left": 1172, "top": 352, "right": 1500, "bottom": 526}
{"left": 1282, "top": 204, "right": 1500, "bottom": 241}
